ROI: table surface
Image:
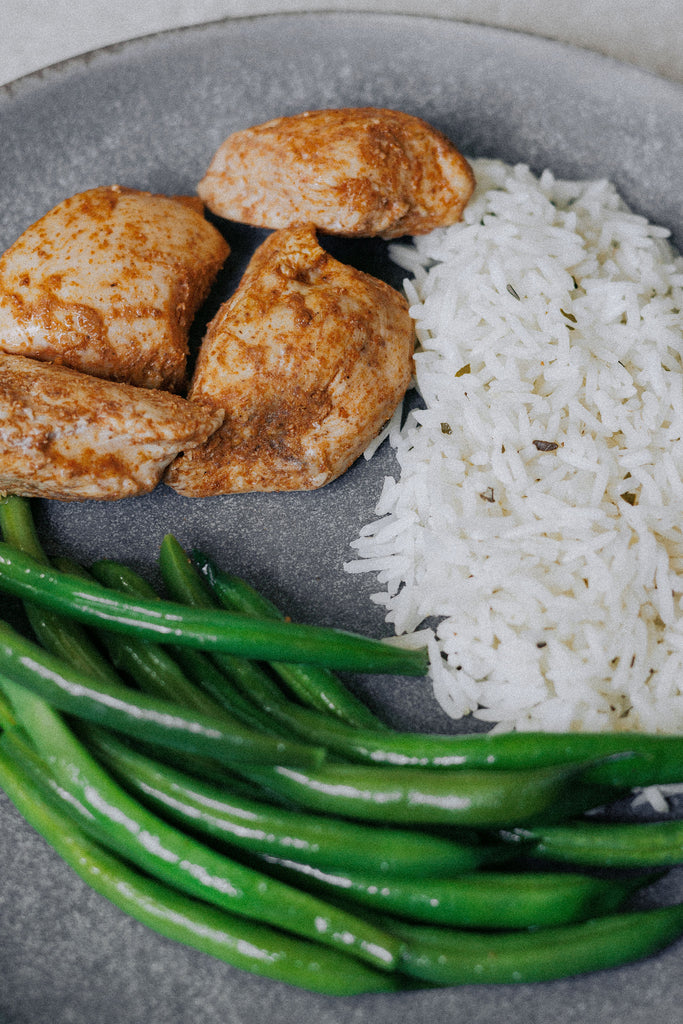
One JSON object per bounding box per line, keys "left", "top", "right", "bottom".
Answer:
{"left": 3, "top": 0, "right": 683, "bottom": 86}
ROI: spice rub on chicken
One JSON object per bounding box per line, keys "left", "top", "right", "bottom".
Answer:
{"left": 0, "top": 186, "right": 230, "bottom": 391}
{"left": 164, "top": 223, "right": 415, "bottom": 495}
{"left": 0, "top": 353, "right": 224, "bottom": 501}
{"left": 198, "top": 107, "right": 475, "bottom": 239}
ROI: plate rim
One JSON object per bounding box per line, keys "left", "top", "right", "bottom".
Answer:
{"left": 2, "top": 8, "right": 682, "bottom": 100}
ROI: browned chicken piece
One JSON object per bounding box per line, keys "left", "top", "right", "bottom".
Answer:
{"left": 198, "top": 107, "right": 475, "bottom": 239}
{"left": 0, "top": 186, "right": 230, "bottom": 391}
{"left": 165, "top": 223, "right": 415, "bottom": 495}
{"left": 0, "top": 352, "right": 224, "bottom": 501}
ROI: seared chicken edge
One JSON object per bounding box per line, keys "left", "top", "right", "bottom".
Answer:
{"left": 0, "top": 186, "right": 230, "bottom": 392}
{"left": 165, "top": 222, "right": 415, "bottom": 496}
{"left": 0, "top": 352, "right": 224, "bottom": 502}
{"left": 198, "top": 107, "right": 475, "bottom": 238}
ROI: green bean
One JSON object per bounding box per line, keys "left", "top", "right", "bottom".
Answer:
{"left": 117, "top": 538, "right": 683, "bottom": 783}
{"left": 0, "top": 676, "right": 402, "bottom": 972}
{"left": 503, "top": 818, "right": 683, "bottom": 868}
{"left": 145, "top": 552, "right": 367, "bottom": 758}
{"left": 264, "top": 858, "right": 650, "bottom": 930}
{"left": 237, "top": 707, "right": 683, "bottom": 783}
{"left": 85, "top": 727, "right": 507, "bottom": 877}
{"left": 0, "top": 688, "right": 16, "bottom": 729}
{"left": 191, "top": 544, "right": 386, "bottom": 729}
{"left": 88, "top": 559, "right": 161, "bottom": 600}
{"left": 0, "top": 737, "right": 402, "bottom": 995}
{"left": 0, "top": 497, "right": 123, "bottom": 686}
{"left": 109, "top": 547, "right": 560, "bottom": 781}
{"left": 0, "top": 529, "right": 276, "bottom": 794}
{"left": 158, "top": 534, "right": 225, "bottom": 608}
{"left": 169, "top": 647, "right": 286, "bottom": 735}
{"left": 53, "top": 555, "right": 234, "bottom": 722}
{"left": 0, "top": 495, "right": 45, "bottom": 561}
{"left": 160, "top": 539, "right": 598, "bottom": 777}
{"left": 220, "top": 701, "right": 683, "bottom": 784}
{"left": 169, "top": 671, "right": 677, "bottom": 784}
{"left": 0, "top": 541, "right": 428, "bottom": 675}
{"left": 0, "top": 620, "right": 325, "bottom": 769}
{"left": 236, "top": 759, "right": 602, "bottom": 827}
{"left": 156, "top": 539, "right": 352, "bottom": 747}
{"left": 439, "top": 731, "right": 683, "bottom": 787}
{"left": 192, "top": 550, "right": 304, "bottom": 616}
{"left": 156, "top": 537, "right": 320, "bottom": 728}
{"left": 394, "top": 905, "right": 683, "bottom": 985}
{"left": 90, "top": 559, "right": 281, "bottom": 735}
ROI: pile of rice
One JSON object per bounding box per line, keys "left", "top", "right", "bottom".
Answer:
{"left": 345, "top": 158, "right": 683, "bottom": 735}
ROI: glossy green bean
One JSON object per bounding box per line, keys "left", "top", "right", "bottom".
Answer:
{"left": 0, "top": 688, "right": 16, "bottom": 729}
{"left": 0, "top": 497, "right": 123, "bottom": 687}
{"left": 192, "top": 544, "right": 683, "bottom": 784}
{"left": 237, "top": 759, "right": 602, "bottom": 827}
{"left": 0, "top": 534, "right": 275, "bottom": 795}
{"left": 190, "top": 544, "right": 386, "bottom": 729}
{"left": 394, "top": 906, "right": 683, "bottom": 985}
{"left": 0, "top": 676, "right": 402, "bottom": 972}
{"left": 137, "top": 538, "right": 683, "bottom": 783}
{"left": 0, "top": 620, "right": 325, "bottom": 769}
{"left": 86, "top": 727, "right": 507, "bottom": 877}
{"left": 163, "top": 540, "right": 596, "bottom": 776}
{"left": 157, "top": 538, "right": 323, "bottom": 729}
{"left": 0, "top": 495, "right": 45, "bottom": 561}
{"left": 156, "top": 540, "right": 351, "bottom": 747}
{"left": 162, "top": 668, "right": 677, "bottom": 784}
{"left": 0, "top": 541, "right": 428, "bottom": 675}
{"left": 503, "top": 818, "right": 683, "bottom": 868}
{"left": 265, "top": 858, "right": 649, "bottom": 930}
{"left": 90, "top": 560, "right": 281, "bottom": 734}
{"left": 53, "top": 555, "right": 234, "bottom": 722}
{"left": 0, "top": 737, "right": 402, "bottom": 995}
{"left": 170, "top": 646, "right": 285, "bottom": 735}
{"left": 143, "top": 555, "right": 370, "bottom": 757}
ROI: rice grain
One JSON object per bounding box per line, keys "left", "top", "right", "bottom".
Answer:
{"left": 345, "top": 159, "right": 683, "bottom": 734}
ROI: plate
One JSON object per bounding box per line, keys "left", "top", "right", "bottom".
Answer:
{"left": 0, "top": 12, "right": 681, "bottom": 1024}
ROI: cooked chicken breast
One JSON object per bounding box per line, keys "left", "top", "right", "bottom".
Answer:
{"left": 198, "top": 107, "right": 475, "bottom": 239}
{"left": 165, "top": 223, "right": 414, "bottom": 495}
{"left": 0, "top": 186, "right": 230, "bottom": 391}
{"left": 0, "top": 352, "right": 224, "bottom": 501}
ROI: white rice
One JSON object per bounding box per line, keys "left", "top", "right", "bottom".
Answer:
{"left": 345, "top": 158, "right": 683, "bottom": 737}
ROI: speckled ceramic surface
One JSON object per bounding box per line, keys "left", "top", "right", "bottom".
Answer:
{"left": 0, "top": 13, "right": 681, "bottom": 1024}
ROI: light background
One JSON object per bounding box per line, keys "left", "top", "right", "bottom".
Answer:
{"left": 2, "top": 0, "right": 682, "bottom": 86}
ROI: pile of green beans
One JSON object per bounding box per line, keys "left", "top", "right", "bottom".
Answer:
{"left": 0, "top": 494, "right": 681, "bottom": 995}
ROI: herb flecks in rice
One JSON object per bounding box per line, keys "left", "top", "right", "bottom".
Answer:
{"left": 346, "top": 159, "right": 683, "bottom": 734}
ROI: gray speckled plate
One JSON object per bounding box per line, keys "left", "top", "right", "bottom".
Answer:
{"left": 0, "top": 13, "right": 681, "bottom": 1024}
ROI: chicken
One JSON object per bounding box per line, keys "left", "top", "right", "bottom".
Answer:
{"left": 165, "top": 223, "right": 414, "bottom": 495}
{"left": 198, "top": 107, "right": 475, "bottom": 239}
{"left": 0, "top": 186, "right": 230, "bottom": 391}
{"left": 0, "top": 352, "right": 224, "bottom": 501}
